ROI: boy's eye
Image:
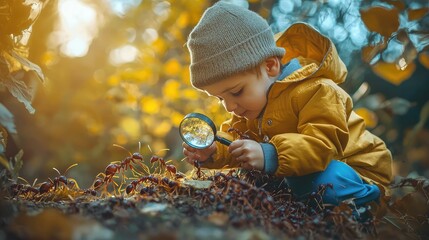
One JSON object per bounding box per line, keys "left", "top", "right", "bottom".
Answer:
{"left": 231, "top": 88, "right": 243, "bottom": 96}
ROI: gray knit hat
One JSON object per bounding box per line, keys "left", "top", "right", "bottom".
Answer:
{"left": 187, "top": 1, "right": 285, "bottom": 88}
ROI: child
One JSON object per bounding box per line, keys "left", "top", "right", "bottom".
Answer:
{"left": 182, "top": 1, "right": 393, "bottom": 208}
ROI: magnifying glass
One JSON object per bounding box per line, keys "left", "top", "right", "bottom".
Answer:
{"left": 179, "top": 112, "right": 231, "bottom": 149}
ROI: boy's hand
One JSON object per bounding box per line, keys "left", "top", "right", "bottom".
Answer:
{"left": 182, "top": 142, "right": 216, "bottom": 165}
{"left": 228, "top": 139, "right": 264, "bottom": 171}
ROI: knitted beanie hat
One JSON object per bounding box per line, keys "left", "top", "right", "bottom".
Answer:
{"left": 187, "top": 1, "right": 285, "bottom": 88}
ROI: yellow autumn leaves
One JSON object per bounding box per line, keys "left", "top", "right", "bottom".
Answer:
{"left": 360, "top": 5, "right": 429, "bottom": 85}
{"left": 100, "top": 0, "right": 209, "bottom": 150}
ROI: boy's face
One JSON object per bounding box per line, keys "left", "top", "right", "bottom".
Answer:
{"left": 201, "top": 59, "right": 279, "bottom": 120}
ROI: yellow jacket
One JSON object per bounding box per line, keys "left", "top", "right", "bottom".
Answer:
{"left": 204, "top": 23, "right": 393, "bottom": 193}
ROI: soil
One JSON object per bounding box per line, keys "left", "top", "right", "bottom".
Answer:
{"left": 1, "top": 171, "right": 427, "bottom": 240}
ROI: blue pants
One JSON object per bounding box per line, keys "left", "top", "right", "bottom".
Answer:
{"left": 286, "top": 160, "right": 380, "bottom": 206}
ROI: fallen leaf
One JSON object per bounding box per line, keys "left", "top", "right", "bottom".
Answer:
{"left": 182, "top": 179, "right": 213, "bottom": 189}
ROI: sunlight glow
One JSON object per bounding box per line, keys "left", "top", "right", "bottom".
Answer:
{"left": 318, "top": 8, "right": 336, "bottom": 31}
{"left": 107, "top": 0, "right": 142, "bottom": 17}
{"left": 109, "top": 45, "right": 140, "bottom": 66}
{"left": 50, "top": 0, "right": 99, "bottom": 58}
{"left": 278, "top": 0, "right": 295, "bottom": 13}
{"left": 142, "top": 28, "right": 158, "bottom": 44}
{"left": 62, "top": 38, "right": 89, "bottom": 58}
{"left": 397, "top": 58, "right": 408, "bottom": 70}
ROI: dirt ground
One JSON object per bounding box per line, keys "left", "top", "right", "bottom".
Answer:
{"left": 1, "top": 170, "right": 428, "bottom": 240}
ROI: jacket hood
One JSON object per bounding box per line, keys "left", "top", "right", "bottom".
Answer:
{"left": 274, "top": 22, "right": 347, "bottom": 84}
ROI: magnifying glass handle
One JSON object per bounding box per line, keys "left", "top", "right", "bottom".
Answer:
{"left": 216, "top": 136, "right": 231, "bottom": 146}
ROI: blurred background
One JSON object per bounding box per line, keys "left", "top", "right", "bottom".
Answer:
{"left": 1, "top": 0, "right": 428, "bottom": 188}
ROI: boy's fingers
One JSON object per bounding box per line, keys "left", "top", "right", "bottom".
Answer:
{"left": 235, "top": 155, "right": 245, "bottom": 163}
{"left": 230, "top": 148, "right": 242, "bottom": 158}
{"left": 182, "top": 142, "right": 196, "bottom": 152}
{"left": 228, "top": 139, "right": 243, "bottom": 153}
{"left": 185, "top": 157, "right": 194, "bottom": 165}
{"left": 184, "top": 149, "right": 199, "bottom": 159}
{"left": 183, "top": 148, "right": 189, "bottom": 155}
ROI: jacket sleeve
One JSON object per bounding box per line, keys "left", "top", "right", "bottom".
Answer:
{"left": 272, "top": 80, "right": 351, "bottom": 176}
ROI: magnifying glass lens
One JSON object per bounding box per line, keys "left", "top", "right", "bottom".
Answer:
{"left": 180, "top": 117, "right": 215, "bottom": 149}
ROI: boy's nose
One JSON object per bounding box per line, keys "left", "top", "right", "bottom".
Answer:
{"left": 223, "top": 100, "right": 237, "bottom": 113}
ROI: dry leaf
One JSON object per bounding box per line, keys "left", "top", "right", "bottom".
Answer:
{"left": 392, "top": 190, "right": 429, "bottom": 219}
{"left": 0, "top": 0, "right": 32, "bottom": 36}
{"left": 10, "top": 50, "right": 45, "bottom": 81}
{"left": 3, "top": 71, "right": 36, "bottom": 114}
{"left": 360, "top": 6, "right": 400, "bottom": 37}
{"left": 396, "top": 28, "right": 409, "bottom": 43}
{"left": 408, "top": 7, "right": 429, "bottom": 21}
{"left": 182, "top": 179, "right": 213, "bottom": 189}
{"left": 355, "top": 108, "right": 378, "bottom": 128}
{"left": 0, "top": 103, "right": 16, "bottom": 134}
{"left": 418, "top": 52, "right": 429, "bottom": 69}
{"left": 362, "top": 42, "right": 387, "bottom": 64}
{"left": 371, "top": 61, "right": 415, "bottom": 85}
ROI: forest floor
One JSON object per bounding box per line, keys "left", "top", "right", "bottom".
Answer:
{"left": 1, "top": 168, "right": 428, "bottom": 240}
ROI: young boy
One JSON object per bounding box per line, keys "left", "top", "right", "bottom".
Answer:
{"left": 182, "top": 1, "right": 393, "bottom": 208}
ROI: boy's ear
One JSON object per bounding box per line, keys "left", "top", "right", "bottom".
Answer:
{"left": 264, "top": 57, "right": 281, "bottom": 77}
